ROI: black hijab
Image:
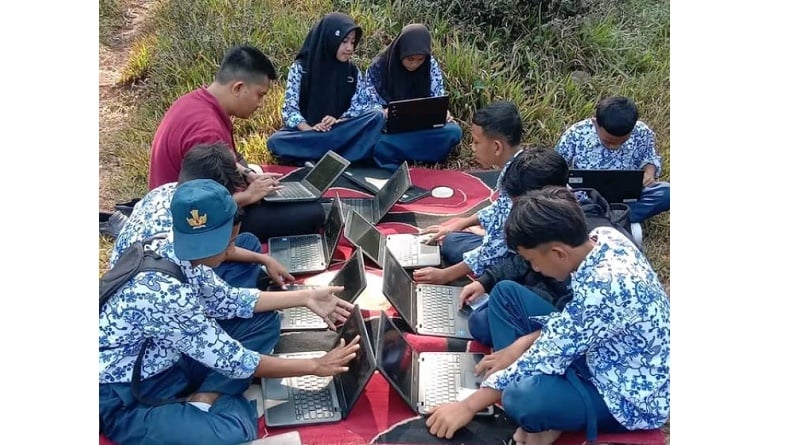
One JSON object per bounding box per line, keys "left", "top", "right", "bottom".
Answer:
{"left": 295, "top": 12, "right": 362, "bottom": 126}
{"left": 370, "top": 23, "right": 432, "bottom": 104}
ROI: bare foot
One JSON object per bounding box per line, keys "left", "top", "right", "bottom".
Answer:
{"left": 188, "top": 392, "right": 221, "bottom": 406}
{"left": 512, "top": 428, "right": 562, "bottom": 445}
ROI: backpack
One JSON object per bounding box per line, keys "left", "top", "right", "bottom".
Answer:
{"left": 574, "top": 188, "right": 640, "bottom": 249}
{"left": 99, "top": 236, "right": 187, "bottom": 408}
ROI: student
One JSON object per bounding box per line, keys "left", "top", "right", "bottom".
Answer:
{"left": 425, "top": 186, "right": 669, "bottom": 445}
{"left": 365, "top": 23, "right": 462, "bottom": 171}
{"left": 100, "top": 179, "right": 360, "bottom": 445}
{"left": 266, "top": 12, "right": 385, "bottom": 163}
{"left": 555, "top": 96, "right": 670, "bottom": 223}
{"left": 146, "top": 45, "right": 325, "bottom": 242}
{"left": 415, "top": 101, "right": 524, "bottom": 285}
{"left": 111, "top": 143, "right": 295, "bottom": 289}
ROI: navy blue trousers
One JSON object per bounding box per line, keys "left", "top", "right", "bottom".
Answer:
{"left": 440, "top": 231, "right": 483, "bottom": 265}
{"left": 214, "top": 232, "right": 264, "bottom": 289}
{"left": 372, "top": 122, "right": 462, "bottom": 171}
{"left": 628, "top": 181, "right": 670, "bottom": 223}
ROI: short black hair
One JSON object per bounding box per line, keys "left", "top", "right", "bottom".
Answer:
{"left": 502, "top": 146, "right": 569, "bottom": 197}
{"left": 472, "top": 101, "right": 522, "bottom": 147}
{"left": 178, "top": 143, "right": 246, "bottom": 193}
{"left": 595, "top": 96, "right": 638, "bottom": 137}
{"left": 215, "top": 45, "right": 277, "bottom": 85}
{"left": 505, "top": 186, "right": 588, "bottom": 250}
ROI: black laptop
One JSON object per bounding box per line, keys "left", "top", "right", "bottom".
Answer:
{"left": 384, "top": 95, "right": 449, "bottom": 134}
{"left": 568, "top": 169, "right": 643, "bottom": 203}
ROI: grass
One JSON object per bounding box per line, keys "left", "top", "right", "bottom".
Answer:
{"left": 99, "top": 0, "right": 124, "bottom": 46}
{"left": 99, "top": 0, "right": 670, "bottom": 289}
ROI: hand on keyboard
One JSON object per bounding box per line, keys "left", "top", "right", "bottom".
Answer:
{"left": 305, "top": 286, "right": 354, "bottom": 331}
{"left": 262, "top": 256, "right": 295, "bottom": 287}
{"left": 459, "top": 281, "right": 485, "bottom": 306}
{"left": 312, "top": 335, "right": 361, "bottom": 376}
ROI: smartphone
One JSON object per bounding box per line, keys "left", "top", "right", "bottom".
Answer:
{"left": 398, "top": 185, "right": 430, "bottom": 203}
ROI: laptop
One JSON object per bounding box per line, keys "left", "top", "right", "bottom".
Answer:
{"left": 381, "top": 246, "right": 472, "bottom": 339}
{"left": 264, "top": 150, "right": 350, "bottom": 202}
{"left": 341, "top": 162, "right": 411, "bottom": 224}
{"left": 343, "top": 209, "right": 440, "bottom": 269}
{"left": 384, "top": 95, "right": 449, "bottom": 134}
{"left": 271, "top": 250, "right": 368, "bottom": 331}
{"left": 267, "top": 194, "right": 344, "bottom": 274}
{"left": 567, "top": 169, "right": 643, "bottom": 203}
{"left": 376, "top": 312, "right": 493, "bottom": 415}
{"left": 261, "top": 305, "right": 377, "bottom": 427}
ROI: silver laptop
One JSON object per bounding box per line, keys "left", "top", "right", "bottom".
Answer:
{"left": 568, "top": 169, "right": 643, "bottom": 203}
{"left": 271, "top": 250, "right": 367, "bottom": 331}
{"left": 264, "top": 150, "right": 350, "bottom": 202}
{"left": 381, "top": 246, "right": 472, "bottom": 339}
{"left": 384, "top": 96, "right": 449, "bottom": 134}
{"left": 375, "top": 312, "right": 493, "bottom": 415}
{"left": 267, "top": 194, "right": 344, "bottom": 274}
{"left": 261, "top": 305, "right": 377, "bottom": 427}
{"left": 341, "top": 162, "right": 411, "bottom": 224}
{"left": 343, "top": 209, "right": 440, "bottom": 269}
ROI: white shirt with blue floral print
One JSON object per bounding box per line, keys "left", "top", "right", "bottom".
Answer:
{"left": 555, "top": 119, "right": 662, "bottom": 176}
{"left": 482, "top": 227, "right": 670, "bottom": 430}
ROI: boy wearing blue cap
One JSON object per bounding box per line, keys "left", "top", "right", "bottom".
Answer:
{"left": 99, "top": 179, "right": 360, "bottom": 445}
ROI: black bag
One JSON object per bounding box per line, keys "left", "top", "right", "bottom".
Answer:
{"left": 575, "top": 188, "right": 639, "bottom": 249}
{"left": 99, "top": 236, "right": 187, "bottom": 407}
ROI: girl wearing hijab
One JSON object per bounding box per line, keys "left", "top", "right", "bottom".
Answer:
{"left": 267, "top": 12, "right": 385, "bottom": 163}
{"left": 365, "top": 24, "right": 463, "bottom": 171}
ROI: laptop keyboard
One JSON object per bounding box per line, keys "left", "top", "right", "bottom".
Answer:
{"left": 284, "top": 306, "right": 324, "bottom": 328}
{"left": 390, "top": 238, "right": 419, "bottom": 267}
{"left": 423, "top": 355, "right": 462, "bottom": 410}
{"left": 288, "top": 237, "right": 325, "bottom": 272}
{"left": 420, "top": 286, "right": 457, "bottom": 334}
{"left": 342, "top": 199, "right": 374, "bottom": 222}
{"left": 288, "top": 374, "right": 336, "bottom": 421}
{"left": 273, "top": 182, "right": 313, "bottom": 199}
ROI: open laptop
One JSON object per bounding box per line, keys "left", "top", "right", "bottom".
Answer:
{"left": 384, "top": 95, "right": 449, "bottom": 134}
{"left": 344, "top": 209, "right": 440, "bottom": 269}
{"left": 271, "top": 250, "right": 367, "bottom": 331}
{"left": 264, "top": 150, "right": 350, "bottom": 202}
{"left": 381, "top": 246, "right": 472, "bottom": 339}
{"left": 267, "top": 194, "right": 344, "bottom": 274}
{"left": 261, "top": 305, "right": 376, "bottom": 427}
{"left": 376, "top": 312, "right": 493, "bottom": 416}
{"left": 341, "top": 162, "right": 411, "bottom": 224}
{"left": 568, "top": 169, "right": 643, "bottom": 203}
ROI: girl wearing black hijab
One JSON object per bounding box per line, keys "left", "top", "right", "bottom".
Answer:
{"left": 267, "top": 12, "right": 385, "bottom": 163}
{"left": 364, "top": 24, "right": 462, "bottom": 171}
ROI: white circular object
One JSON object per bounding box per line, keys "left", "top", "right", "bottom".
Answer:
{"left": 431, "top": 186, "right": 454, "bottom": 199}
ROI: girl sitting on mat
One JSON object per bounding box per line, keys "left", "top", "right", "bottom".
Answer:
{"left": 266, "top": 12, "right": 385, "bottom": 164}
{"left": 365, "top": 23, "right": 463, "bottom": 171}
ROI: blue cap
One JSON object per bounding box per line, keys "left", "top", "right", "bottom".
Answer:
{"left": 170, "top": 179, "right": 238, "bottom": 260}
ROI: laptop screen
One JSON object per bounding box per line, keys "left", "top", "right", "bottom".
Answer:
{"left": 303, "top": 151, "right": 348, "bottom": 193}
{"left": 329, "top": 250, "right": 366, "bottom": 303}
{"left": 377, "top": 314, "right": 416, "bottom": 405}
{"left": 345, "top": 211, "right": 382, "bottom": 265}
{"left": 323, "top": 196, "right": 345, "bottom": 258}
{"left": 334, "top": 306, "right": 376, "bottom": 413}
{"left": 382, "top": 247, "right": 414, "bottom": 323}
{"left": 374, "top": 163, "right": 410, "bottom": 217}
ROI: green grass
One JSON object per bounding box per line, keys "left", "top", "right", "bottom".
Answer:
{"left": 99, "top": 0, "right": 670, "bottom": 286}
{"left": 99, "top": 0, "right": 124, "bottom": 46}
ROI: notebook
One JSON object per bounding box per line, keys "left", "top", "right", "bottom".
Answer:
{"left": 567, "top": 169, "right": 643, "bottom": 203}
{"left": 384, "top": 95, "right": 449, "bottom": 134}
{"left": 273, "top": 249, "right": 367, "bottom": 331}
{"left": 343, "top": 209, "right": 440, "bottom": 269}
{"left": 340, "top": 162, "right": 411, "bottom": 224}
{"left": 267, "top": 194, "right": 344, "bottom": 274}
{"left": 376, "top": 312, "right": 493, "bottom": 415}
{"left": 261, "top": 305, "right": 377, "bottom": 427}
{"left": 264, "top": 150, "right": 350, "bottom": 202}
{"left": 381, "top": 246, "right": 473, "bottom": 340}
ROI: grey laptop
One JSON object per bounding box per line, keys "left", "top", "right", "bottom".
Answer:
{"left": 376, "top": 312, "right": 493, "bottom": 415}
{"left": 384, "top": 95, "right": 449, "bottom": 134}
{"left": 343, "top": 209, "right": 440, "bottom": 269}
{"left": 340, "top": 162, "right": 411, "bottom": 224}
{"left": 261, "top": 305, "right": 377, "bottom": 427}
{"left": 267, "top": 194, "right": 344, "bottom": 274}
{"left": 264, "top": 150, "right": 350, "bottom": 202}
{"left": 568, "top": 169, "right": 643, "bottom": 203}
{"left": 381, "top": 246, "right": 472, "bottom": 340}
{"left": 271, "top": 250, "right": 367, "bottom": 331}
